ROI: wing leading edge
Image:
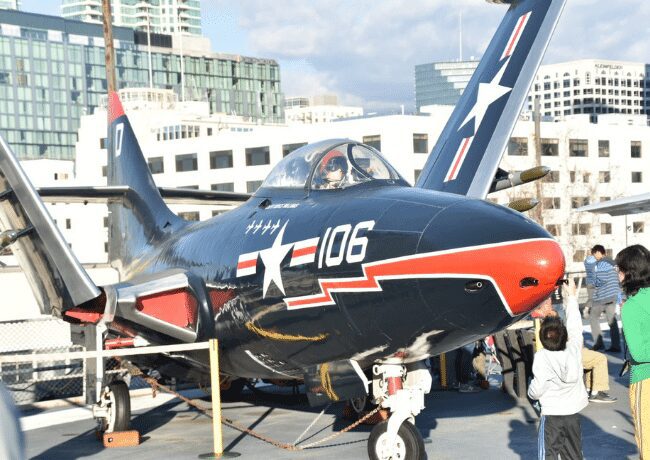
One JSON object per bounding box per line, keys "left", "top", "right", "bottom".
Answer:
{"left": 415, "top": 0, "right": 566, "bottom": 199}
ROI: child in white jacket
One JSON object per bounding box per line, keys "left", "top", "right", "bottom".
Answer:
{"left": 528, "top": 281, "right": 588, "bottom": 460}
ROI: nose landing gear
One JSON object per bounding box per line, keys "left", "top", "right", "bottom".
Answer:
{"left": 368, "top": 361, "right": 431, "bottom": 460}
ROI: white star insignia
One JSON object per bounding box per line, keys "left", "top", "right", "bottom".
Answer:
{"left": 259, "top": 222, "right": 293, "bottom": 297}
{"left": 460, "top": 62, "right": 511, "bottom": 133}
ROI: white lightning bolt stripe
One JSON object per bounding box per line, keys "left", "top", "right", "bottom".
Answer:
{"left": 236, "top": 251, "right": 258, "bottom": 277}
{"left": 500, "top": 11, "right": 531, "bottom": 61}
{"left": 444, "top": 136, "right": 474, "bottom": 182}
{"left": 290, "top": 237, "right": 320, "bottom": 267}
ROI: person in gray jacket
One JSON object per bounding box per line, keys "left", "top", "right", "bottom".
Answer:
{"left": 528, "top": 280, "right": 588, "bottom": 460}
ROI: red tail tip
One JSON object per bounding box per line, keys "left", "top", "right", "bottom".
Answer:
{"left": 108, "top": 91, "right": 125, "bottom": 123}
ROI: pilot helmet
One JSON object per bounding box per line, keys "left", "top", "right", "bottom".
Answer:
{"left": 320, "top": 150, "right": 348, "bottom": 176}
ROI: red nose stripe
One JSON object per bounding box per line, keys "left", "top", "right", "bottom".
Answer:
{"left": 108, "top": 91, "right": 125, "bottom": 123}
{"left": 285, "top": 238, "right": 565, "bottom": 316}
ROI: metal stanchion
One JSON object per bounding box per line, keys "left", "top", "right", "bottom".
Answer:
{"left": 440, "top": 353, "right": 447, "bottom": 389}
{"left": 199, "top": 339, "right": 239, "bottom": 458}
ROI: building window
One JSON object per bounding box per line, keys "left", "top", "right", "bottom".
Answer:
{"left": 210, "top": 150, "right": 233, "bottom": 169}
{"left": 102, "top": 166, "right": 107, "bottom": 177}
{"left": 545, "top": 224, "right": 561, "bottom": 236}
{"left": 601, "top": 223, "right": 612, "bottom": 235}
{"left": 282, "top": 142, "right": 307, "bottom": 157}
{"left": 573, "top": 250, "right": 586, "bottom": 263}
{"left": 508, "top": 137, "right": 528, "bottom": 156}
{"left": 571, "top": 223, "right": 590, "bottom": 235}
{"left": 99, "top": 138, "right": 107, "bottom": 149}
{"left": 541, "top": 138, "right": 558, "bottom": 156}
{"left": 571, "top": 197, "right": 589, "bottom": 208}
{"left": 148, "top": 156, "right": 164, "bottom": 174}
{"left": 245, "top": 147, "right": 270, "bottom": 166}
{"left": 598, "top": 140, "right": 610, "bottom": 157}
{"left": 246, "top": 180, "right": 263, "bottom": 193}
{"left": 544, "top": 170, "right": 560, "bottom": 183}
{"left": 569, "top": 171, "right": 576, "bottom": 183}
{"left": 632, "top": 172, "right": 643, "bottom": 183}
{"left": 598, "top": 171, "right": 610, "bottom": 183}
{"left": 363, "top": 135, "right": 381, "bottom": 151}
{"left": 211, "top": 183, "right": 235, "bottom": 192}
{"left": 633, "top": 222, "right": 645, "bottom": 233}
{"left": 542, "top": 197, "right": 561, "bottom": 209}
{"left": 175, "top": 153, "right": 198, "bottom": 172}
{"left": 413, "top": 133, "right": 428, "bottom": 154}
{"left": 631, "top": 141, "right": 642, "bottom": 158}
{"left": 103, "top": 217, "right": 108, "bottom": 228}
{"left": 65, "top": 218, "right": 71, "bottom": 229}
{"left": 178, "top": 211, "right": 200, "bottom": 221}
{"left": 569, "top": 139, "right": 588, "bottom": 157}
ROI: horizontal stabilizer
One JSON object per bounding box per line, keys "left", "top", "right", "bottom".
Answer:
{"left": 0, "top": 135, "right": 100, "bottom": 316}
{"left": 37, "top": 186, "right": 250, "bottom": 206}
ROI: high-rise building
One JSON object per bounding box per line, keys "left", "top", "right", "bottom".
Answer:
{"left": 414, "top": 60, "right": 479, "bottom": 111}
{"left": 0, "top": 9, "right": 283, "bottom": 161}
{"left": 61, "top": 0, "right": 202, "bottom": 36}
{"left": 528, "top": 59, "right": 650, "bottom": 119}
{"left": 0, "top": 0, "right": 20, "bottom": 10}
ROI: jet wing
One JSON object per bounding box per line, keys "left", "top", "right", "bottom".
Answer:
{"left": 415, "top": 0, "right": 566, "bottom": 199}
{"left": 0, "top": 135, "right": 101, "bottom": 317}
{"left": 37, "top": 186, "right": 251, "bottom": 206}
{"left": 579, "top": 194, "right": 650, "bottom": 216}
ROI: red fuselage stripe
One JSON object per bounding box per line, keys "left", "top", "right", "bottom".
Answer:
{"left": 292, "top": 246, "right": 317, "bottom": 258}
{"left": 237, "top": 259, "right": 257, "bottom": 270}
{"left": 285, "top": 239, "right": 564, "bottom": 316}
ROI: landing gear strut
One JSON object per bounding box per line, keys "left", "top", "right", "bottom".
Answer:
{"left": 367, "top": 361, "right": 431, "bottom": 460}
{"left": 93, "top": 380, "right": 131, "bottom": 433}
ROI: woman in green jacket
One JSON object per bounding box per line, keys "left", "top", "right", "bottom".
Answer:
{"left": 616, "top": 244, "right": 650, "bottom": 459}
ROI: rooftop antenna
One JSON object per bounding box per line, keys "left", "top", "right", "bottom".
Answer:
{"left": 459, "top": 11, "right": 463, "bottom": 61}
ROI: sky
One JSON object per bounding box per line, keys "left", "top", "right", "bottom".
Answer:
{"left": 18, "top": 0, "right": 650, "bottom": 112}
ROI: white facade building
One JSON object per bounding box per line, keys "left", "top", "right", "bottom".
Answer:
{"left": 284, "top": 95, "right": 363, "bottom": 125}
{"left": 61, "top": 0, "right": 202, "bottom": 35}
{"left": 2, "top": 88, "right": 650, "bottom": 320}
{"left": 528, "top": 59, "right": 650, "bottom": 118}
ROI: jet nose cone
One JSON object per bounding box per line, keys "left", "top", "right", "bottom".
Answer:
{"left": 419, "top": 199, "right": 565, "bottom": 317}
{"left": 492, "top": 238, "right": 565, "bottom": 315}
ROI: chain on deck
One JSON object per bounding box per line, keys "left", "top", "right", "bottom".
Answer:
{"left": 120, "top": 361, "right": 381, "bottom": 452}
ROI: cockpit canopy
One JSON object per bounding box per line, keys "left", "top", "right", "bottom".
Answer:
{"left": 261, "top": 139, "right": 403, "bottom": 191}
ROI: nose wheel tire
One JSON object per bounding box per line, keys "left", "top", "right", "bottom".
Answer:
{"left": 101, "top": 380, "right": 131, "bottom": 433}
{"left": 368, "top": 419, "right": 425, "bottom": 460}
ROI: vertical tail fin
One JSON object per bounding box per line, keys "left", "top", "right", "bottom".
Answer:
{"left": 107, "top": 92, "right": 183, "bottom": 275}
{"left": 415, "top": 0, "right": 566, "bottom": 198}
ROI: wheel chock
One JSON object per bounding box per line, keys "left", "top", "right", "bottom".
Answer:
{"left": 102, "top": 430, "right": 141, "bottom": 448}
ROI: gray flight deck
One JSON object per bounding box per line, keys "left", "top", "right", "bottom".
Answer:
{"left": 23, "top": 349, "right": 639, "bottom": 459}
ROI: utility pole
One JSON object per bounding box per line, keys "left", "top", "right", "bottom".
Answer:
{"left": 101, "top": 0, "right": 117, "bottom": 94}
{"left": 532, "top": 96, "right": 544, "bottom": 224}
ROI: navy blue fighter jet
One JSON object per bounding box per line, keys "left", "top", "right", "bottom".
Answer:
{"left": 0, "top": 0, "right": 566, "bottom": 457}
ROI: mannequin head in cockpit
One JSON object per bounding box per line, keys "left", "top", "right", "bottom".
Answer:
{"left": 319, "top": 150, "right": 348, "bottom": 188}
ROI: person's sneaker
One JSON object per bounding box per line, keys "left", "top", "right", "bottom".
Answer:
{"left": 589, "top": 392, "right": 617, "bottom": 403}
{"left": 458, "top": 383, "right": 480, "bottom": 393}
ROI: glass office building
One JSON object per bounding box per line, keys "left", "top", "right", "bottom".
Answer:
{"left": 62, "top": 0, "right": 202, "bottom": 36}
{"left": 0, "top": 9, "right": 283, "bottom": 160}
{"left": 415, "top": 60, "right": 478, "bottom": 111}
